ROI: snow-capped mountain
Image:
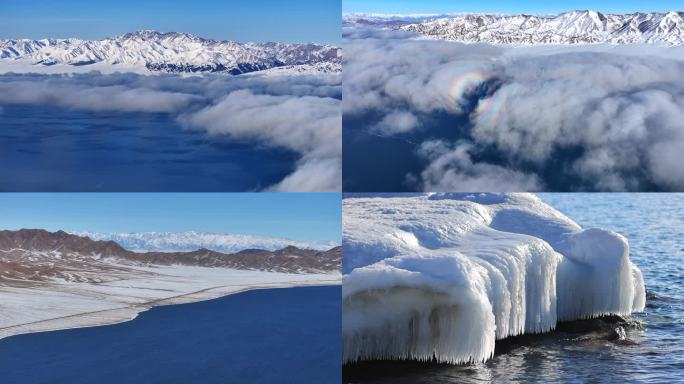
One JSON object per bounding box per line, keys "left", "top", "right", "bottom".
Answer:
{"left": 74, "top": 230, "right": 338, "bottom": 253}
{"left": 0, "top": 30, "right": 341, "bottom": 74}
{"left": 391, "top": 10, "right": 684, "bottom": 45}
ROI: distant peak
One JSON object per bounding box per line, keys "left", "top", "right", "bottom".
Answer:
{"left": 123, "top": 29, "right": 161, "bottom": 37}
{"left": 559, "top": 9, "right": 603, "bottom": 17}
{"left": 120, "top": 30, "right": 199, "bottom": 40}
{"left": 663, "top": 11, "right": 684, "bottom": 19}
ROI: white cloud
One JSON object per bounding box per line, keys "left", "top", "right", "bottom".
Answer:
{"left": 416, "top": 140, "right": 542, "bottom": 191}
{"left": 372, "top": 110, "right": 420, "bottom": 134}
{"left": 0, "top": 80, "right": 201, "bottom": 113}
{"left": 181, "top": 90, "right": 341, "bottom": 192}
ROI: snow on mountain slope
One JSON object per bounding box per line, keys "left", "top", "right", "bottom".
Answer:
{"left": 0, "top": 30, "right": 341, "bottom": 74}
{"left": 377, "top": 10, "right": 684, "bottom": 45}
{"left": 75, "top": 231, "right": 338, "bottom": 253}
{"left": 342, "top": 193, "right": 645, "bottom": 364}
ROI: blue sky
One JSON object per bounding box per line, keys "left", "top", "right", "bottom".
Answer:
{"left": 0, "top": 193, "right": 341, "bottom": 242}
{"left": 343, "top": 0, "right": 683, "bottom": 14}
{"left": 0, "top": 0, "right": 340, "bottom": 44}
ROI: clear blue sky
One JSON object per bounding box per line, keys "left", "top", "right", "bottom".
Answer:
{"left": 0, "top": 193, "right": 341, "bottom": 242}
{"left": 343, "top": 0, "right": 682, "bottom": 14}
{"left": 0, "top": 0, "right": 340, "bottom": 44}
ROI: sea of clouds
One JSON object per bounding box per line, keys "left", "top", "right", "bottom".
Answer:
{"left": 343, "top": 26, "right": 684, "bottom": 191}
{"left": 0, "top": 72, "right": 341, "bottom": 192}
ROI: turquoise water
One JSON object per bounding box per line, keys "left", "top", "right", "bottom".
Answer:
{"left": 0, "top": 285, "right": 341, "bottom": 384}
{"left": 345, "top": 194, "right": 684, "bottom": 383}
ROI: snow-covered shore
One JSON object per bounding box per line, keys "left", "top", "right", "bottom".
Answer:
{"left": 0, "top": 265, "right": 339, "bottom": 340}
{"left": 342, "top": 193, "right": 645, "bottom": 364}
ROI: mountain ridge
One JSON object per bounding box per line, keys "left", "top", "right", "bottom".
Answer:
{"left": 0, "top": 229, "right": 340, "bottom": 278}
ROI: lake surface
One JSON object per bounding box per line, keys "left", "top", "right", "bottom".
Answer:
{"left": 0, "top": 104, "right": 297, "bottom": 191}
{"left": 0, "top": 285, "right": 341, "bottom": 384}
{"left": 344, "top": 194, "right": 684, "bottom": 383}
{"left": 342, "top": 112, "right": 469, "bottom": 192}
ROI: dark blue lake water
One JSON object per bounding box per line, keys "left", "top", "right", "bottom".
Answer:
{"left": 342, "top": 113, "right": 465, "bottom": 192}
{"left": 0, "top": 285, "right": 341, "bottom": 384}
{"left": 0, "top": 105, "right": 297, "bottom": 191}
{"left": 343, "top": 115, "right": 425, "bottom": 192}
{"left": 344, "top": 194, "right": 684, "bottom": 383}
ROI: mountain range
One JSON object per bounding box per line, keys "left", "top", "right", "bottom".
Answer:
{"left": 74, "top": 230, "right": 338, "bottom": 253}
{"left": 349, "top": 10, "right": 684, "bottom": 45}
{"left": 0, "top": 30, "right": 341, "bottom": 74}
{"left": 0, "top": 229, "right": 341, "bottom": 283}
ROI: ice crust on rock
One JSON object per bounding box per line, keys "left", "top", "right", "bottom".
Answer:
{"left": 342, "top": 193, "right": 645, "bottom": 364}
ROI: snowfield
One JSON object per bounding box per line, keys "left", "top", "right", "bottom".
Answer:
{"left": 342, "top": 193, "right": 645, "bottom": 364}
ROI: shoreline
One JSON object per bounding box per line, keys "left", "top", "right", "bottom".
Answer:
{"left": 342, "top": 314, "right": 634, "bottom": 376}
{"left": 0, "top": 278, "right": 340, "bottom": 341}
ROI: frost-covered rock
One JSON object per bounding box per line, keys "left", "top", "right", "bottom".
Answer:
{"left": 342, "top": 193, "right": 645, "bottom": 364}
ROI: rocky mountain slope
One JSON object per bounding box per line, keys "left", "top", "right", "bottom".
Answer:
{"left": 0, "top": 229, "right": 340, "bottom": 283}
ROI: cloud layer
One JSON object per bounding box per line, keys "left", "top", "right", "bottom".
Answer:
{"left": 343, "top": 27, "right": 684, "bottom": 191}
{"left": 0, "top": 72, "right": 341, "bottom": 191}
{"left": 181, "top": 90, "right": 341, "bottom": 191}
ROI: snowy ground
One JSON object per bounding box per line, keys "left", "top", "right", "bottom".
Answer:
{"left": 0, "top": 264, "right": 339, "bottom": 340}
{"left": 342, "top": 193, "right": 645, "bottom": 364}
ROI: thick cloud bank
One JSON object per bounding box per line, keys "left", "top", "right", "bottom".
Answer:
{"left": 0, "top": 72, "right": 341, "bottom": 191}
{"left": 343, "top": 27, "right": 684, "bottom": 191}
{"left": 181, "top": 90, "right": 341, "bottom": 191}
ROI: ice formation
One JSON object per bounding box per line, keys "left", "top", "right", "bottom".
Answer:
{"left": 342, "top": 193, "right": 645, "bottom": 364}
